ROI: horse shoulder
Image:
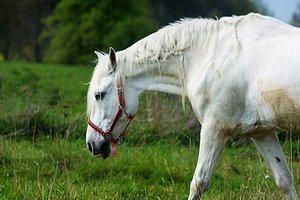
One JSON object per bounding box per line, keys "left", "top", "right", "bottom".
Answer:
{"left": 187, "top": 63, "right": 250, "bottom": 133}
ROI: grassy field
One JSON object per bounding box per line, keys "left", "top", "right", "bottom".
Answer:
{"left": 0, "top": 62, "right": 300, "bottom": 199}
{"left": 0, "top": 137, "right": 299, "bottom": 199}
{"left": 0, "top": 62, "right": 93, "bottom": 139}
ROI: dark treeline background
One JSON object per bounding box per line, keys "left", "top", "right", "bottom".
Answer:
{"left": 0, "top": 0, "right": 271, "bottom": 64}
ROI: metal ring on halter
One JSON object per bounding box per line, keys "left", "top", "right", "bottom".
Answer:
{"left": 103, "top": 132, "right": 112, "bottom": 140}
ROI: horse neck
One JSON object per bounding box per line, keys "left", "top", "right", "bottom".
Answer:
{"left": 116, "top": 18, "right": 223, "bottom": 95}
{"left": 117, "top": 51, "right": 185, "bottom": 95}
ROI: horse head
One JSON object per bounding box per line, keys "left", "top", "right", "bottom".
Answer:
{"left": 86, "top": 47, "right": 138, "bottom": 159}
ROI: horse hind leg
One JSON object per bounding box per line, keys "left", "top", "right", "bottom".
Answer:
{"left": 251, "top": 132, "right": 299, "bottom": 200}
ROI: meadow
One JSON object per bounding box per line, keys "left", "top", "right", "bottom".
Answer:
{"left": 0, "top": 62, "right": 299, "bottom": 199}
{"left": 1, "top": 137, "right": 300, "bottom": 199}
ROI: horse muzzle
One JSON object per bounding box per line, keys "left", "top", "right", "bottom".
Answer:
{"left": 87, "top": 140, "right": 111, "bottom": 159}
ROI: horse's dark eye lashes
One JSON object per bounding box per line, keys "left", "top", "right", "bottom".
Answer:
{"left": 95, "top": 92, "right": 106, "bottom": 101}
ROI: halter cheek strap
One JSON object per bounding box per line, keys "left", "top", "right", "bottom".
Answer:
{"left": 87, "top": 76, "right": 135, "bottom": 157}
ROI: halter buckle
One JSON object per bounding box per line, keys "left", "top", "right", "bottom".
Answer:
{"left": 103, "top": 132, "right": 112, "bottom": 140}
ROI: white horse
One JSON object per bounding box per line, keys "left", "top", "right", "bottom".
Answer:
{"left": 86, "top": 13, "right": 299, "bottom": 199}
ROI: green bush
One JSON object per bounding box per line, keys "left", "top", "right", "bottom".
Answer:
{"left": 43, "top": 0, "right": 156, "bottom": 64}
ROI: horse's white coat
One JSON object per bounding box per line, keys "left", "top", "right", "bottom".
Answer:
{"left": 86, "top": 13, "right": 299, "bottom": 199}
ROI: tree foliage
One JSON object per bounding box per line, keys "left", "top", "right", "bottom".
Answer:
{"left": 0, "top": 0, "right": 267, "bottom": 64}
{"left": 0, "top": 0, "right": 56, "bottom": 62}
{"left": 43, "top": 0, "right": 155, "bottom": 64}
{"left": 150, "top": 0, "right": 261, "bottom": 26}
{"left": 291, "top": 5, "right": 300, "bottom": 27}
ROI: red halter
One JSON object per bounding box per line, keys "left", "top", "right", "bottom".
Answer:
{"left": 87, "top": 76, "right": 134, "bottom": 156}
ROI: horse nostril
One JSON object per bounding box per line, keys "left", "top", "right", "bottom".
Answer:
{"left": 87, "top": 142, "right": 94, "bottom": 154}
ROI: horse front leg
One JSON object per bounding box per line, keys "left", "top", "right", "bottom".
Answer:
{"left": 251, "top": 133, "right": 299, "bottom": 200}
{"left": 188, "top": 119, "right": 229, "bottom": 200}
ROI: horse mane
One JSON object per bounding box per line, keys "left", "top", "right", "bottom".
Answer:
{"left": 119, "top": 12, "right": 294, "bottom": 68}
{"left": 119, "top": 18, "right": 218, "bottom": 65}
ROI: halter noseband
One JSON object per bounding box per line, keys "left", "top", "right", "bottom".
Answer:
{"left": 87, "top": 76, "right": 134, "bottom": 157}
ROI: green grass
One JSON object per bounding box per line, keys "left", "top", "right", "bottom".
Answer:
{"left": 0, "top": 61, "right": 93, "bottom": 138}
{"left": 0, "top": 137, "right": 299, "bottom": 200}
{"left": 0, "top": 62, "right": 92, "bottom": 111}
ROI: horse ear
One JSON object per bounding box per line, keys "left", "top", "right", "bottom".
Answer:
{"left": 94, "top": 51, "right": 106, "bottom": 60}
{"left": 109, "top": 47, "right": 117, "bottom": 72}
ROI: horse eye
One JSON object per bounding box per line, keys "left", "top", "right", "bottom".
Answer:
{"left": 95, "top": 92, "right": 106, "bottom": 101}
